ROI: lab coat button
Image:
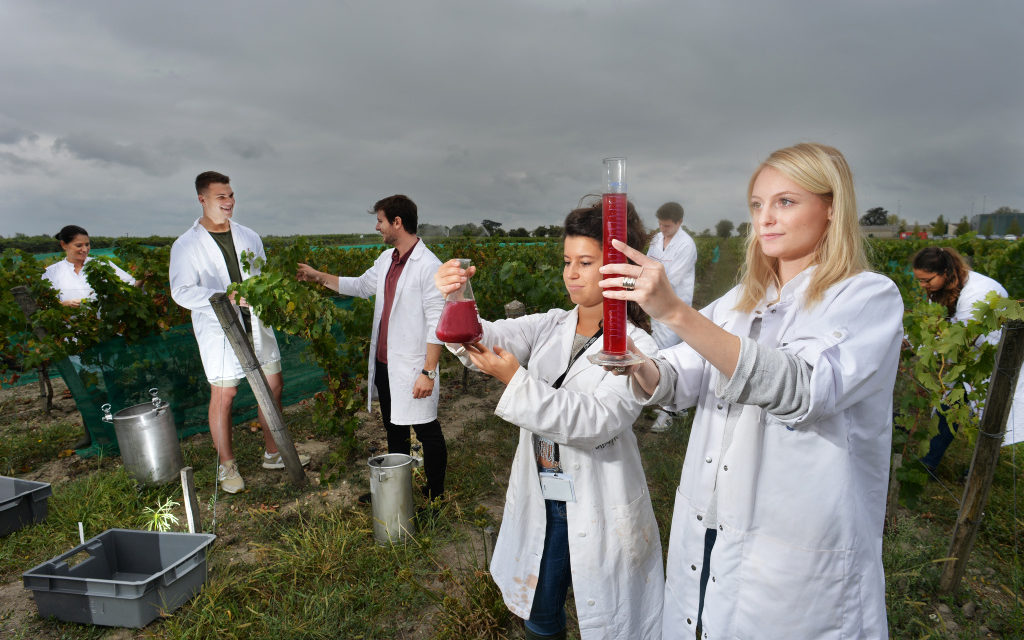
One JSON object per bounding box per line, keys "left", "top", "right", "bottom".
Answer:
{"left": 833, "top": 331, "right": 842, "bottom": 338}
{"left": 573, "top": 463, "right": 580, "bottom": 470}
{"left": 687, "top": 618, "right": 693, "bottom": 625}
{"left": 696, "top": 515, "right": 703, "bottom": 521}
{"left": 723, "top": 465, "right": 729, "bottom": 471}
{"left": 716, "top": 403, "right": 723, "bottom": 410}
{"left": 578, "top": 532, "right": 586, "bottom": 538}
{"left": 587, "top": 599, "right": 596, "bottom": 606}
{"left": 705, "top": 456, "right": 712, "bottom": 463}
{"left": 691, "top": 564, "right": 697, "bottom": 571}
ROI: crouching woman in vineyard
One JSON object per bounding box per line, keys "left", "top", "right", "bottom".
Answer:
{"left": 601, "top": 143, "right": 904, "bottom": 639}
{"left": 434, "top": 200, "right": 664, "bottom": 640}
{"left": 910, "top": 246, "right": 1010, "bottom": 471}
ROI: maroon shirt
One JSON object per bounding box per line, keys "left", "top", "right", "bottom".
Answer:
{"left": 375, "top": 240, "right": 418, "bottom": 364}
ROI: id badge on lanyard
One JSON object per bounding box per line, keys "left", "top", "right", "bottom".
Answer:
{"left": 539, "top": 470, "right": 576, "bottom": 502}
{"left": 536, "top": 328, "right": 600, "bottom": 504}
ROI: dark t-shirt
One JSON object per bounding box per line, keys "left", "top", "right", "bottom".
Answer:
{"left": 209, "top": 230, "right": 252, "bottom": 334}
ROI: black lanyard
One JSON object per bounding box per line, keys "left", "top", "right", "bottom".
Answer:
{"left": 540, "top": 328, "right": 603, "bottom": 468}
{"left": 552, "top": 327, "right": 602, "bottom": 390}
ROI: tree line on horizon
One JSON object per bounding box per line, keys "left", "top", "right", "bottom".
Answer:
{"left": 4, "top": 204, "right": 1020, "bottom": 254}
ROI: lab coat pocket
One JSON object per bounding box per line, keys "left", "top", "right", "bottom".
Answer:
{"left": 731, "top": 534, "right": 850, "bottom": 639}
{"left": 783, "top": 327, "right": 848, "bottom": 365}
{"left": 608, "top": 490, "right": 657, "bottom": 575}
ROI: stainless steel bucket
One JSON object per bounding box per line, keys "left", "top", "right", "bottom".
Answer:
{"left": 101, "top": 389, "right": 184, "bottom": 485}
{"left": 368, "top": 453, "right": 421, "bottom": 545}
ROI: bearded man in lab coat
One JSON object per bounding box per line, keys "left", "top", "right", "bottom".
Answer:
{"left": 169, "top": 171, "right": 309, "bottom": 495}
{"left": 297, "top": 194, "right": 448, "bottom": 502}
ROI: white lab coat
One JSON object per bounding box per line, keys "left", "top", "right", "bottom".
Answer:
{"left": 646, "top": 229, "right": 697, "bottom": 349}
{"left": 652, "top": 270, "right": 903, "bottom": 639}
{"left": 169, "top": 218, "right": 280, "bottom": 382}
{"left": 42, "top": 257, "right": 135, "bottom": 303}
{"left": 336, "top": 240, "right": 444, "bottom": 425}
{"left": 454, "top": 308, "right": 664, "bottom": 640}
{"left": 952, "top": 271, "right": 1023, "bottom": 446}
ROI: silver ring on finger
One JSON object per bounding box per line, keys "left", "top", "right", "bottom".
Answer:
{"left": 622, "top": 276, "right": 637, "bottom": 291}
{"left": 613, "top": 366, "right": 625, "bottom": 374}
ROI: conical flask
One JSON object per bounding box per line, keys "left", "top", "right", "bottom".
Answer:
{"left": 436, "top": 259, "right": 484, "bottom": 343}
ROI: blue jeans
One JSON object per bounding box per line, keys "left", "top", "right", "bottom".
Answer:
{"left": 920, "top": 404, "right": 958, "bottom": 470}
{"left": 525, "top": 500, "right": 571, "bottom": 636}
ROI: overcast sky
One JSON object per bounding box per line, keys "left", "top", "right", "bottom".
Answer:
{"left": 1, "top": 1, "right": 1021, "bottom": 239}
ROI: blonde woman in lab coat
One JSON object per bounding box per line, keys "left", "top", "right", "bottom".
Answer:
{"left": 602, "top": 143, "right": 904, "bottom": 639}
{"left": 435, "top": 199, "right": 664, "bottom": 640}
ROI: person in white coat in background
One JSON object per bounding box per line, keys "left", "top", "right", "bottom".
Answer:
{"left": 170, "top": 171, "right": 308, "bottom": 495}
{"left": 646, "top": 202, "right": 697, "bottom": 433}
{"left": 43, "top": 224, "right": 141, "bottom": 448}
{"left": 296, "top": 194, "right": 448, "bottom": 502}
{"left": 435, "top": 199, "right": 664, "bottom": 640}
{"left": 910, "top": 245, "right": 1022, "bottom": 468}
{"left": 601, "top": 143, "right": 903, "bottom": 639}
{"left": 43, "top": 225, "right": 139, "bottom": 307}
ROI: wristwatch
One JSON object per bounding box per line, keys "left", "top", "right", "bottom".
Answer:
{"left": 421, "top": 369, "right": 437, "bottom": 380}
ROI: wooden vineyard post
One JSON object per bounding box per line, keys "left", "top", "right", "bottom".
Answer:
{"left": 885, "top": 453, "right": 902, "bottom": 533}
{"left": 938, "top": 320, "right": 1024, "bottom": 595}
{"left": 209, "top": 293, "right": 307, "bottom": 487}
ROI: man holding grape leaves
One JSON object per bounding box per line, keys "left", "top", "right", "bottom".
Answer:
{"left": 296, "top": 194, "right": 448, "bottom": 505}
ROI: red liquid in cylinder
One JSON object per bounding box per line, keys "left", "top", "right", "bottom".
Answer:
{"left": 602, "top": 192, "right": 628, "bottom": 355}
{"left": 436, "top": 300, "right": 484, "bottom": 343}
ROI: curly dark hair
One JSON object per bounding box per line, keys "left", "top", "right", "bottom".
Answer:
{"left": 563, "top": 196, "right": 650, "bottom": 333}
{"left": 912, "top": 246, "right": 969, "bottom": 317}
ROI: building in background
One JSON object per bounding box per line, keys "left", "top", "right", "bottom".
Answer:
{"left": 971, "top": 210, "right": 1024, "bottom": 236}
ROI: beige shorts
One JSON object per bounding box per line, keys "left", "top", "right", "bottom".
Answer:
{"left": 209, "top": 360, "right": 282, "bottom": 388}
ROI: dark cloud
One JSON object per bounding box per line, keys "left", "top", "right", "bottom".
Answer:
{"left": 222, "top": 137, "right": 275, "bottom": 160}
{"left": 0, "top": 1, "right": 1021, "bottom": 236}
{"left": 0, "top": 151, "right": 47, "bottom": 175}
{"left": 52, "top": 134, "right": 179, "bottom": 177}
{"left": 0, "top": 126, "right": 38, "bottom": 145}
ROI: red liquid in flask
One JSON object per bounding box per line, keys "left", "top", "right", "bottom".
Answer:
{"left": 436, "top": 300, "right": 483, "bottom": 343}
{"left": 602, "top": 192, "right": 628, "bottom": 355}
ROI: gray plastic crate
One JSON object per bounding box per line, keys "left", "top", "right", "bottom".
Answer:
{"left": 22, "top": 528, "right": 216, "bottom": 627}
{"left": 0, "top": 476, "right": 52, "bottom": 537}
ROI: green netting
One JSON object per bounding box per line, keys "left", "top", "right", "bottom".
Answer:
{"left": 56, "top": 300, "right": 355, "bottom": 458}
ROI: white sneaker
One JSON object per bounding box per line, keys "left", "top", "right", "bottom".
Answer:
{"left": 217, "top": 461, "right": 245, "bottom": 494}
{"left": 262, "top": 450, "right": 311, "bottom": 469}
{"left": 650, "top": 410, "right": 673, "bottom": 433}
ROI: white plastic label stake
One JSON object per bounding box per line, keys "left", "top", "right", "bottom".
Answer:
{"left": 78, "top": 522, "right": 85, "bottom": 544}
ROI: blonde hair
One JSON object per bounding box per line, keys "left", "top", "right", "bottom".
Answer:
{"left": 735, "top": 142, "right": 868, "bottom": 313}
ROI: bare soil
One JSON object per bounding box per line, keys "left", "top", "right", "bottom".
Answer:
{"left": 0, "top": 369, "right": 510, "bottom": 639}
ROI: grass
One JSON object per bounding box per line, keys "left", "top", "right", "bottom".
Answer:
{"left": 2, "top": 357, "right": 1023, "bottom": 638}
{"left": 0, "top": 416, "right": 81, "bottom": 477}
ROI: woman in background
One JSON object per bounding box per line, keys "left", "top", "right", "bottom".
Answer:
{"left": 911, "top": 246, "right": 1009, "bottom": 472}
{"left": 42, "top": 225, "right": 138, "bottom": 306}
{"left": 42, "top": 224, "right": 139, "bottom": 448}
